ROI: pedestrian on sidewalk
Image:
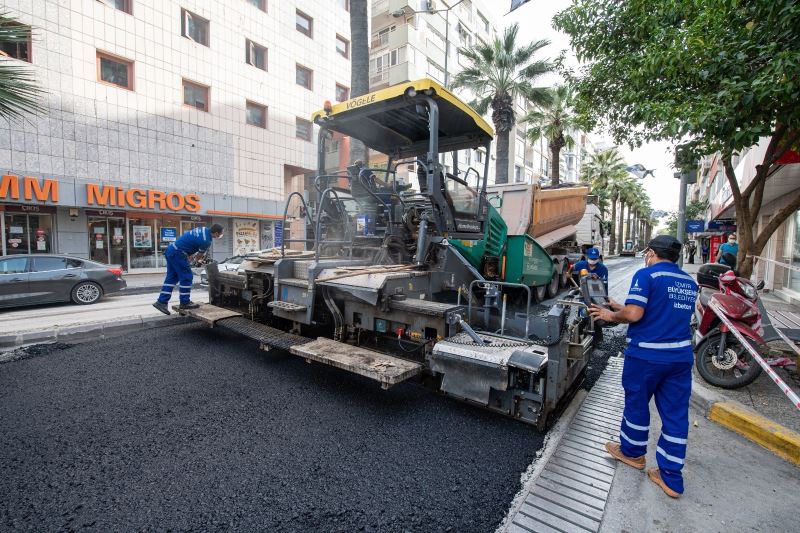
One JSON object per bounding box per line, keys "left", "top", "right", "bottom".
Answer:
{"left": 701, "top": 241, "right": 709, "bottom": 264}
{"left": 716, "top": 233, "right": 739, "bottom": 269}
{"left": 589, "top": 235, "right": 698, "bottom": 498}
{"left": 153, "top": 224, "right": 224, "bottom": 315}
{"left": 687, "top": 242, "right": 696, "bottom": 264}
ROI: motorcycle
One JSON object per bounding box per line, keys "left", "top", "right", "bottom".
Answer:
{"left": 692, "top": 265, "right": 768, "bottom": 389}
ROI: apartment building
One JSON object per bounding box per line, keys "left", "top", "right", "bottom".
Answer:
{"left": 0, "top": 0, "right": 351, "bottom": 270}
{"left": 369, "top": 0, "right": 591, "bottom": 186}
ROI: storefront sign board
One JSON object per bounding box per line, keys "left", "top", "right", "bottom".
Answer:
{"left": 233, "top": 219, "right": 259, "bottom": 255}
{"left": 160, "top": 227, "right": 177, "bottom": 242}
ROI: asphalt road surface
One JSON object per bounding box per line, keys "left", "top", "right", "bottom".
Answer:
{"left": 0, "top": 257, "right": 640, "bottom": 532}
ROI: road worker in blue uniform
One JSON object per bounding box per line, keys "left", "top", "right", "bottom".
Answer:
{"left": 589, "top": 235, "right": 697, "bottom": 498}
{"left": 569, "top": 247, "right": 609, "bottom": 292}
{"left": 153, "top": 224, "right": 224, "bottom": 315}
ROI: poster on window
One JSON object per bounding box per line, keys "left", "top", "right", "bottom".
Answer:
{"left": 133, "top": 225, "right": 153, "bottom": 249}
{"left": 234, "top": 219, "right": 259, "bottom": 256}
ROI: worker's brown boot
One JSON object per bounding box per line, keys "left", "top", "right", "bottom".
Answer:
{"left": 605, "top": 442, "right": 645, "bottom": 470}
{"left": 647, "top": 468, "right": 681, "bottom": 498}
{"left": 179, "top": 301, "right": 200, "bottom": 310}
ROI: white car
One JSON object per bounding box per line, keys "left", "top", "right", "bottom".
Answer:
{"left": 199, "top": 255, "right": 247, "bottom": 285}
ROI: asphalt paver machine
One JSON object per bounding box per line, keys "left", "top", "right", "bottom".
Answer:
{"left": 183, "top": 79, "right": 597, "bottom": 428}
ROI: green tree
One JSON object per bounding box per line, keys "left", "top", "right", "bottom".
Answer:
{"left": 348, "top": 0, "right": 369, "bottom": 163}
{"left": 451, "top": 23, "right": 553, "bottom": 184}
{"left": 661, "top": 200, "right": 710, "bottom": 239}
{"left": 522, "top": 85, "right": 577, "bottom": 185}
{"left": 554, "top": 0, "right": 800, "bottom": 276}
{"left": 0, "top": 13, "right": 44, "bottom": 120}
{"left": 584, "top": 148, "right": 628, "bottom": 253}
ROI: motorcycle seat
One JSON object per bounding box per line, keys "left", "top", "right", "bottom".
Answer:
{"left": 698, "top": 286, "right": 716, "bottom": 307}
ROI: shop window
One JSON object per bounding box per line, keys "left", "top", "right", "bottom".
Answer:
{"left": 3, "top": 212, "right": 53, "bottom": 255}
{"left": 335, "top": 84, "right": 349, "bottom": 102}
{"left": 296, "top": 64, "right": 313, "bottom": 90}
{"left": 97, "top": 0, "right": 131, "bottom": 14}
{"left": 246, "top": 100, "right": 267, "bottom": 128}
{"left": 246, "top": 39, "right": 267, "bottom": 71}
{"left": 89, "top": 216, "right": 127, "bottom": 269}
{"left": 296, "top": 10, "right": 313, "bottom": 38}
{"left": 97, "top": 51, "right": 134, "bottom": 90}
{"left": 181, "top": 9, "right": 209, "bottom": 46}
{"left": 0, "top": 257, "right": 27, "bottom": 274}
{"left": 183, "top": 79, "right": 209, "bottom": 111}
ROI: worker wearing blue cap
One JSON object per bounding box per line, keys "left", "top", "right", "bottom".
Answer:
{"left": 570, "top": 247, "right": 609, "bottom": 292}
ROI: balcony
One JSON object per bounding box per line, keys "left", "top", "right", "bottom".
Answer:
{"left": 371, "top": 24, "right": 412, "bottom": 51}
{"left": 369, "top": 62, "right": 412, "bottom": 90}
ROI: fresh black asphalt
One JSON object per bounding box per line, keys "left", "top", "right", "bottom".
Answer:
{"left": 0, "top": 258, "right": 635, "bottom": 532}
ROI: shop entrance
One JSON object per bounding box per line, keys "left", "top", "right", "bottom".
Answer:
{"left": 2, "top": 210, "right": 54, "bottom": 255}
{"left": 88, "top": 216, "right": 127, "bottom": 269}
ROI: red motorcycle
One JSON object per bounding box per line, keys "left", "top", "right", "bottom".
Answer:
{"left": 693, "top": 265, "right": 768, "bottom": 388}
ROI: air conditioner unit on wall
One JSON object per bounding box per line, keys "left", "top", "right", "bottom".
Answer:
{"left": 425, "top": 0, "right": 437, "bottom": 12}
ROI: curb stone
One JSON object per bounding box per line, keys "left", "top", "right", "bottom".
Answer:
{"left": 0, "top": 314, "right": 192, "bottom": 352}
{"left": 692, "top": 379, "right": 800, "bottom": 466}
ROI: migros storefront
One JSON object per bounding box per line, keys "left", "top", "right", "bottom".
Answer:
{"left": 0, "top": 175, "right": 285, "bottom": 272}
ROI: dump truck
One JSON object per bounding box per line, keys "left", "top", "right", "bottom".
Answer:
{"left": 179, "top": 79, "right": 599, "bottom": 428}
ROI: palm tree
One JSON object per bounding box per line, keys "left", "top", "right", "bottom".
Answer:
{"left": 584, "top": 149, "right": 628, "bottom": 253}
{"left": 0, "top": 13, "right": 44, "bottom": 120}
{"left": 348, "top": 0, "right": 369, "bottom": 163}
{"left": 451, "top": 24, "right": 553, "bottom": 184}
{"left": 522, "top": 85, "right": 577, "bottom": 186}
{"left": 615, "top": 175, "right": 637, "bottom": 255}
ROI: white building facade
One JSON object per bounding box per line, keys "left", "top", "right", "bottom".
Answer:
{"left": 0, "top": 0, "right": 352, "bottom": 270}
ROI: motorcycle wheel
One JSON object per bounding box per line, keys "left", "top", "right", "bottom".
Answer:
{"left": 695, "top": 332, "right": 763, "bottom": 389}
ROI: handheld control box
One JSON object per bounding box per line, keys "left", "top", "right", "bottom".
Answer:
{"left": 580, "top": 276, "right": 613, "bottom": 327}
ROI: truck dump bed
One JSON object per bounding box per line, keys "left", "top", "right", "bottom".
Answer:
{"left": 487, "top": 183, "right": 589, "bottom": 245}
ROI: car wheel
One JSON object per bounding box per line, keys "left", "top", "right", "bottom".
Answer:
{"left": 71, "top": 281, "right": 103, "bottom": 305}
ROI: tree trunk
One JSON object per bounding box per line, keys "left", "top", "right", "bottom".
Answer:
{"left": 494, "top": 128, "right": 510, "bottom": 184}
{"left": 550, "top": 140, "right": 562, "bottom": 186}
{"left": 348, "top": 0, "right": 369, "bottom": 164}
{"left": 617, "top": 199, "right": 625, "bottom": 255}
{"left": 626, "top": 208, "right": 633, "bottom": 241}
{"left": 609, "top": 197, "right": 617, "bottom": 255}
{"left": 721, "top": 126, "right": 800, "bottom": 277}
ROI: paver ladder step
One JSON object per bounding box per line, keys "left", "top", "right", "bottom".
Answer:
{"left": 267, "top": 300, "right": 308, "bottom": 312}
{"left": 290, "top": 337, "right": 423, "bottom": 388}
{"left": 173, "top": 303, "right": 241, "bottom": 326}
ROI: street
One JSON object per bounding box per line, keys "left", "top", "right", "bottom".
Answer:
{"left": 0, "top": 259, "right": 638, "bottom": 532}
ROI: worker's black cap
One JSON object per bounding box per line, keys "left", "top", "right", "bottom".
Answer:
{"left": 210, "top": 223, "right": 224, "bottom": 234}
{"left": 646, "top": 235, "right": 682, "bottom": 257}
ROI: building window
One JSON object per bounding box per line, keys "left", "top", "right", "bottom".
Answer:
{"left": 0, "top": 24, "right": 31, "bottom": 62}
{"left": 515, "top": 165, "right": 523, "bottom": 183}
{"left": 96, "top": 51, "right": 134, "bottom": 90}
{"left": 427, "top": 60, "right": 444, "bottom": 83}
{"left": 181, "top": 9, "right": 209, "bottom": 46}
{"left": 476, "top": 150, "right": 484, "bottom": 164}
{"left": 246, "top": 0, "right": 266, "bottom": 12}
{"left": 296, "top": 118, "right": 312, "bottom": 141}
{"left": 97, "top": 0, "right": 131, "bottom": 14}
{"left": 246, "top": 39, "right": 267, "bottom": 71}
{"left": 477, "top": 11, "right": 489, "bottom": 33}
{"left": 338, "top": 0, "right": 349, "bottom": 11}
{"left": 336, "top": 34, "right": 350, "bottom": 59}
{"left": 246, "top": 101, "right": 267, "bottom": 128}
{"left": 296, "top": 10, "right": 313, "bottom": 38}
{"left": 335, "top": 84, "right": 349, "bottom": 102}
{"left": 296, "top": 64, "right": 313, "bottom": 90}
{"left": 183, "top": 79, "right": 209, "bottom": 111}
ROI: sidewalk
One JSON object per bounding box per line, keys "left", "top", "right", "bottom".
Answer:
{"left": 121, "top": 271, "right": 205, "bottom": 294}
{"left": 683, "top": 262, "right": 800, "bottom": 434}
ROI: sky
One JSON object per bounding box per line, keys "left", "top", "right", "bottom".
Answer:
{"left": 483, "top": 0, "right": 682, "bottom": 213}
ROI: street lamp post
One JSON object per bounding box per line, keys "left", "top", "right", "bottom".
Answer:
{"left": 392, "top": 0, "right": 466, "bottom": 88}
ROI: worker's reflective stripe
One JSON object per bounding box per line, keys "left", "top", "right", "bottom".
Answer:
{"left": 160, "top": 291, "right": 172, "bottom": 296}
{"left": 626, "top": 338, "right": 631, "bottom": 343}
{"left": 661, "top": 433, "right": 687, "bottom": 444}
{"left": 626, "top": 294, "right": 648, "bottom": 304}
{"left": 657, "top": 445, "right": 684, "bottom": 465}
{"left": 624, "top": 417, "right": 649, "bottom": 432}
{"left": 638, "top": 340, "right": 692, "bottom": 349}
{"left": 620, "top": 430, "right": 648, "bottom": 447}
{"left": 162, "top": 283, "right": 175, "bottom": 287}
{"left": 650, "top": 271, "right": 695, "bottom": 282}
{"left": 179, "top": 285, "right": 192, "bottom": 288}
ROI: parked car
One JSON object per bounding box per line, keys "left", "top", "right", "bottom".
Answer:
{"left": 199, "top": 255, "right": 247, "bottom": 285}
{"left": 0, "top": 254, "right": 126, "bottom": 308}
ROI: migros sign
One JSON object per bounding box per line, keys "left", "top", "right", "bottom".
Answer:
{"left": 0, "top": 175, "right": 201, "bottom": 213}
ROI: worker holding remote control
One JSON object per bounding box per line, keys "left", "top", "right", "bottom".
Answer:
{"left": 569, "top": 247, "right": 609, "bottom": 293}
{"left": 588, "top": 235, "right": 698, "bottom": 499}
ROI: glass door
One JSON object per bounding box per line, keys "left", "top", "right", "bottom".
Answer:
{"left": 89, "top": 217, "right": 110, "bottom": 264}
{"left": 108, "top": 218, "right": 127, "bottom": 269}
{"left": 4, "top": 213, "right": 29, "bottom": 254}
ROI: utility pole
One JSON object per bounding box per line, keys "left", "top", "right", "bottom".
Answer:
{"left": 676, "top": 172, "right": 688, "bottom": 267}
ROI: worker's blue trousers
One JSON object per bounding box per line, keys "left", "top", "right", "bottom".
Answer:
{"left": 157, "top": 246, "right": 193, "bottom": 305}
{"left": 619, "top": 356, "right": 692, "bottom": 494}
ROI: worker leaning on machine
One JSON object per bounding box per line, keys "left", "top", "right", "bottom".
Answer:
{"left": 569, "top": 247, "right": 609, "bottom": 292}
{"left": 589, "top": 235, "right": 698, "bottom": 499}
{"left": 153, "top": 224, "right": 224, "bottom": 315}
